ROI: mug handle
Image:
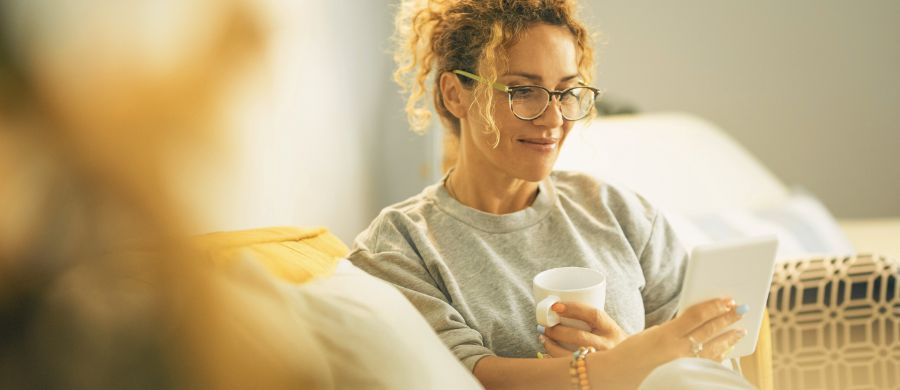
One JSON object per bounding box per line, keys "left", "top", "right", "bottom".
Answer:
{"left": 535, "top": 295, "right": 561, "bottom": 327}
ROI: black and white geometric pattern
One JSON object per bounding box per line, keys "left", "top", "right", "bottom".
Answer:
{"left": 768, "top": 254, "right": 899, "bottom": 390}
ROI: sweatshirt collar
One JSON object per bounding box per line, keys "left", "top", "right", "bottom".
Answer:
{"left": 431, "top": 171, "right": 557, "bottom": 233}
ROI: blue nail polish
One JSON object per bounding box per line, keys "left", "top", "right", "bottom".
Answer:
{"left": 537, "top": 325, "right": 545, "bottom": 334}
{"left": 736, "top": 304, "right": 749, "bottom": 315}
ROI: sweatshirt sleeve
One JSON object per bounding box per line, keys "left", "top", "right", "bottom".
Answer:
{"left": 348, "top": 218, "right": 495, "bottom": 372}
{"left": 638, "top": 211, "right": 688, "bottom": 326}
{"left": 594, "top": 179, "right": 688, "bottom": 328}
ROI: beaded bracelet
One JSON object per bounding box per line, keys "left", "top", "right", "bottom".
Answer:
{"left": 569, "top": 346, "right": 596, "bottom": 390}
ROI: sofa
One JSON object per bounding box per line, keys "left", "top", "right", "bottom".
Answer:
{"left": 195, "top": 226, "right": 773, "bottom": 389}
{"left": 555, "top": 112, "right": 900, "bottom": 390}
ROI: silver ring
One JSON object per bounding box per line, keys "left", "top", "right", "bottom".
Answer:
{"left": 688, "top": 336, "right": 703, "bottom": 357}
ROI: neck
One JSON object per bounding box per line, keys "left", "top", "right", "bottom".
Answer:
{"left": 447, "top": 161, "right": 540, "bottom": 215}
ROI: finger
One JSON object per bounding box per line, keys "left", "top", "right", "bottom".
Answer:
{"left": 553, "top": 301, "right": 617, "bottom": 334}
{"left": 688, "top": 304, "right": 747, "bottom": 343}
{"left": 699, "top": 328, "right": 747, "bottom": 362}
{"left": 671, "top": 297, "right": 736, "bottom": 336}
{"left": 539, "top": 334, "right": 572, "bottom": 357}
{"left": 544, "top": 324, "right": 615, "bottom": 351}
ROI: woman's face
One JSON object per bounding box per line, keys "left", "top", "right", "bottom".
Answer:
{"left": 463, "top": 23, "right": 580, "bottom": 183}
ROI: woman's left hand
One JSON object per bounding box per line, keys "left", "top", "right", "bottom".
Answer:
{"left": 539, "top": 301, "right": 628, "bottom": 356}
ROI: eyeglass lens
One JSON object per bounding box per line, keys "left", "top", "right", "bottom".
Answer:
{"left": 509, "top": 87, "right": 596, "bottom": 120}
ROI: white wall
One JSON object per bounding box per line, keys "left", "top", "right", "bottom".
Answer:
{"left": 581, "top": 0, "right": 900, "bottom": 218}
{"left": 198, "top": 1, "right": 395, "bottom": 242}
{"left": 202, "top": 0, "right": 437, "bottom": 243}
{"left": 207, "top": 0, "right": 899, "bottom": 244}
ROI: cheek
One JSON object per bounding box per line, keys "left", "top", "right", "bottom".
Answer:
{"left": 491, "top": 103, "right": 524, "bottom": 139}
{"left": 558, "top": 124, "right": 574, "bottom": 146}
{"left": 563, "top": 120, "right": 575, "bottom": 131}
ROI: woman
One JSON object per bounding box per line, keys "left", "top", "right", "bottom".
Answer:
{"left": 350, "top": 1, "right": 756, "bottom": 389}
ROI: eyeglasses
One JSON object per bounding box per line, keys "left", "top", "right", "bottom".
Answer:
{"left": 452, "top": 69, "right": 601, "bottom": 121}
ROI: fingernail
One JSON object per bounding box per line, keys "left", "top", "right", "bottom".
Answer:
{"left": 723, "top": 298, "right": 736, "bottom": 309}
{"left": 736, "top": 304, "right": 749, "bottom": 316}
{"left": 739, "top": 328, "right": 748, "bottom": 337}
{"left": 537, "top": 325, "right": 545, "bottom": 334}
{"left": 538, "top": 335, "right": 546, "bottom": 343}
{"left": 537, "top": 352, "right": 545, "bottom": 359}
{"left": 551, "top": 303, "right": 565, "bottom": 313}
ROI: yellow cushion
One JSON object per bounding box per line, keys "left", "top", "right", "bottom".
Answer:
{"left": 195, "top": 226, "right": 348, "bottom": 284}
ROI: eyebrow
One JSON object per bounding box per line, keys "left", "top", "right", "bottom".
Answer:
{"left": 504, "top": 72, "right": 581, "bottom": 84}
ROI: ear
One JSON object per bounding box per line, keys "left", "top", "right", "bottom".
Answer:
{"left": 439, "top": 71, "right": 469, "bottom": 119}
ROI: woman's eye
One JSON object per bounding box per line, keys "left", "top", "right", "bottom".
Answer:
{"left": 565, "top": 88, "right": 590, "bottom": 99}
{"left": 511, "top": 88, "right": 537, "bottom": 99}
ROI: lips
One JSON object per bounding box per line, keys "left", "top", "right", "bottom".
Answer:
{"left": 517, "top": 137, "right": 559, "bottom": 145}
{"left": 516, "top": 137, "right": 559, "bottom": 152}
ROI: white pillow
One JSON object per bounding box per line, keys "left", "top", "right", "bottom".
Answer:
{"left": 296, "top": 260, "right": 484, "bottom": 389}
{"left": 217, "top": 256, "right": 483, "bottom": 389}
{"left": 666, "top": 191, "right": 855, "bottom": 262}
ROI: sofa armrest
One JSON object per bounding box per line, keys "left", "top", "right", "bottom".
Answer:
{"left": 194, "top": 226, "right": 348, "bottom": 283}
{"left": 839, "top": 217, "right": 900, "bottom": 259}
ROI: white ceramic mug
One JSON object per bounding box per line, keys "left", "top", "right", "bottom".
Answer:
{"left": 533, "top": 267, "right": 606, "bottom": 333}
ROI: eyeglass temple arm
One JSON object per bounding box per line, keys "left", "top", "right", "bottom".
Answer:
{"left": 452, "top": 70, "right": 509, "bottom": 92}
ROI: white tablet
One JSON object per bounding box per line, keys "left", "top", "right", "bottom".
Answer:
{"left": 676, "top": 236, "right": 779, "bottom": 358}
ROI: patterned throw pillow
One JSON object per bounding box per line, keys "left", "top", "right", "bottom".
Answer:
{"left": 767, "top": 254, "right": 899, "bottom": 389}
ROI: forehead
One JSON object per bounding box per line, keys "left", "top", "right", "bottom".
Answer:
{"left": 503, "top": 23, "right": 578, "bottom": 78}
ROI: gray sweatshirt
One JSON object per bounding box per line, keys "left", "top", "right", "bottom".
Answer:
{"left": 349, "top": 171, "right": 687, "bottom": 372}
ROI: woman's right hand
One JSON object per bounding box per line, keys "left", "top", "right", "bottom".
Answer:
{"left": 589, "top": 297, "right": 747, "bottom": 389}
{"left": 539, "top": 301, "right": 629, "bottom": 356}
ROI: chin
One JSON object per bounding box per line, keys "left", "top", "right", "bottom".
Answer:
{"left": 517, "top": 166, "right": 554, "bottom": 182}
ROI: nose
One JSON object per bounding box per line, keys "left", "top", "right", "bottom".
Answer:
{"left": 532, "top": 96, "right": 564, "bottom": 129}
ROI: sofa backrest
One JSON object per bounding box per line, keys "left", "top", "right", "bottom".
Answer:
{"left": 555, "top": 112, "right": 789, "bottom": 215}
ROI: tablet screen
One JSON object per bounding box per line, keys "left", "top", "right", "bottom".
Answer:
{"left": 676, "top": 236, "right": 778, "bottom": 358}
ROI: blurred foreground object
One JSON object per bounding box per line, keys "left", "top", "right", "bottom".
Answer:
{"left": 0, "top": 1, "right": 332, "bottom": 389}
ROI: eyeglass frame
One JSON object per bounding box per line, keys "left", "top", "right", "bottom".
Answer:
{"left": 451, "top": 69, "right": 601, "bottom": 121}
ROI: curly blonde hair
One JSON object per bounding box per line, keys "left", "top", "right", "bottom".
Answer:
{"left": 393, "top": 0, "right": 595, "bottom": 144}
